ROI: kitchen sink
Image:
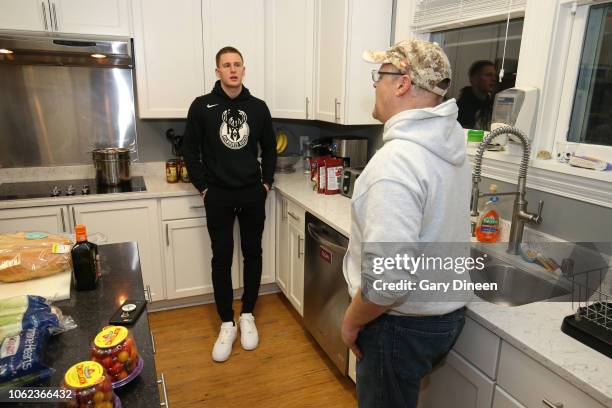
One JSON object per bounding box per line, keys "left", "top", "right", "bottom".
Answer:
{"left": 469, "top": 249, "right": 570, "bottom": 307}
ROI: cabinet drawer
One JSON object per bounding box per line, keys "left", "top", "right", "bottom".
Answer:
{"left": 493, "top": 386, "right": 527, "bottom": 408}
{"left": 161, "top": 196, "right": 205, "bottom": 220}
{"left": 453, "top": 316, "right": 501, "bottom": 379}
{"left": 498, "top": 341, "right": 606, "bottom": 408}
{"left": 286, "top": 199, "right": 305, "bottom": 228}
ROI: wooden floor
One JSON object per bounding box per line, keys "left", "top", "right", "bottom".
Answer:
{"left": 149, "top": 293, "right": 357, "bottom": 407}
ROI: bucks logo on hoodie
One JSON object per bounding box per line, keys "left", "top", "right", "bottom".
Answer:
{"left": 219, "top": 108, "right": 250, "bottom": 149}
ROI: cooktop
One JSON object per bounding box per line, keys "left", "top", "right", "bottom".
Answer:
{"left": 0, "top": 176, "right": 147, "bottom": 201}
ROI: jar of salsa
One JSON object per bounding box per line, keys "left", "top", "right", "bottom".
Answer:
{"left": 166, "top": 159, "right": 178, "bottom": 183}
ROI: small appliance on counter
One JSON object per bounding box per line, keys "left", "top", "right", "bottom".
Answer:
{"left": 331, "top": 137, "right": 368, "bottom": 168}
{"left": 340, "top": 167, "right": 363, "bottom": 198}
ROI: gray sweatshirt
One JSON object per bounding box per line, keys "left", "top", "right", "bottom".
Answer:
{"left": 343, "top": 99, "right": 471, "bottom": 316}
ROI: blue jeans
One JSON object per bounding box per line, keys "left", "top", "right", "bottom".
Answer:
{"left": 356, "top": 308, "right": 466, "bottom": 408}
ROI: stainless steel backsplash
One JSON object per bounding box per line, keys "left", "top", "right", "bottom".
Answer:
{"left": 0, "top": 33, "right": 137, "bottom": 168}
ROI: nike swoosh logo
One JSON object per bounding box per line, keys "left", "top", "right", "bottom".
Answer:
{"left": 206, "top": 104, "right": 218, "bottom": 108}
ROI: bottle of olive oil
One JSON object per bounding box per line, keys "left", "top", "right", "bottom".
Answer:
{"left": 71, "top": 224, "right": 100, "bottom": 290}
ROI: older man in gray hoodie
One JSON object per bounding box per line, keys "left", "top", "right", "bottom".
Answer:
{"left": 341, "top": 39, "right": 471, "bottom": 407}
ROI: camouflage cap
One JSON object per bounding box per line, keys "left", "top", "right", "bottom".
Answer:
{"left": 363, "top": 38, "right": 452, "bottom": 96}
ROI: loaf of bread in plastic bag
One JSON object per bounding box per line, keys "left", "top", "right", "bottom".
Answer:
{"left": 0, "top": 232, "right": 73, "bottom": 282}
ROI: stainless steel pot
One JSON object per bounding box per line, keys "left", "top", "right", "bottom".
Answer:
{"left": 92, "top": 148, "right": 132, "bottom": 186}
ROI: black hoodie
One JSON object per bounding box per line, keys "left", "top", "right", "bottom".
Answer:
{"left": 182, "top": 81, "right": 277, "bottom": 192}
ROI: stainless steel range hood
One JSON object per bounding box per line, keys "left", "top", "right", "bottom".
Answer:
{"left": 0, "top": 31, "right": 137, "bottom": 168}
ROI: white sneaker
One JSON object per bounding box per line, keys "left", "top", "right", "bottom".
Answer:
{"left": 239, "top": 313, "right": 259, "bottom": 350}
{"left": 212, "top": 321, "right": 237, "bottom": 362}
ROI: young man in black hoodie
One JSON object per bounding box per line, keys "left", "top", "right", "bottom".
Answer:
{"left": 183, "top": 46, "right": 277, "bottom": 362}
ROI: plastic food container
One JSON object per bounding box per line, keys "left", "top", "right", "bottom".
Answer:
{"left": 61, "top": 361, "right": 121, "bottom": 408}
{"left": 90, "top": 326, "right": 142, "bottom": 387}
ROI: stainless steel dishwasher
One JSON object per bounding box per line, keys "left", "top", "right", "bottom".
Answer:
{"left": 304, "top": 212, "right": 350, "bottom": 375}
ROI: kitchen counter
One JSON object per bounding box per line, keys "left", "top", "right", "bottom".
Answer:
{"left": 0, "top": 162, "right": 199, "bottom": 210}
{"left": 273, "top": 172, "right": 351, "bottom": 236}
{"left": 7, "top": 242, "right": 162, "bottom": 407}
{"left": 273, "top": 173, "right": 612, "bottom": 407}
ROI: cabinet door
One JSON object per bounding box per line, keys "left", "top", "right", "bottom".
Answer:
{"left": 0, "top": 205, "right": 69, "bottom": 234}
{"left": 419, "top": 350, "right": 494, "bottom": 408}
{"left": 70, "top": 200, "right": 165, "bottom": 301}
{"left": 49, "top": 0, "right": 130, "bottom": 35}
{"left": 132, "top": 0, "right": 205, "bottom": 118}
{"left": 202, "top": 0, "right": 265, "bottom": 99}
{"left": 493, "top": 386, "right": 527, "bottom": 408}
{"left": 0, "top": 0, "right": 49, "bottom": 32}
{"left": 342, "top": 0, "right": 392, "bottom": 125}
{"left": 289, "top": 221, "right": 305, "bottom": 315}
{"left": 264, "top": 0, "right": 315, "bottom": 119}
{"left": 275, "top": 195, "right": 290, "bottom": 295}
{"left": 163, "top": 217, "right": 234, "bottom": 299}
{"left": 314, "top": 0, "right": 348, "bottom": 123}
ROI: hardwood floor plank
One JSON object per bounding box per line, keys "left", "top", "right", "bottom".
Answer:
{"left": 149, "top": 293, "right": 357, "bottom": 407}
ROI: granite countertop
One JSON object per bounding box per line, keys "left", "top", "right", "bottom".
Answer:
{"left": 8, "top": 242, "right": 161, "bottom": 407}
{"left": 273, "top": 172, "right": 612, "bottom": 407}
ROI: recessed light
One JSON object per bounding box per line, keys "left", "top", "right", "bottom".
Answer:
{"left": 0, "top": 49, "right": 14, "bottom": 54}
{"left": 91, "top": 53, "right": 107, "bottom": 59}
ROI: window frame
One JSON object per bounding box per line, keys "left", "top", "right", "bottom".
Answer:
{"left": 397, "top": 0, "right": 612, "bottom": 208}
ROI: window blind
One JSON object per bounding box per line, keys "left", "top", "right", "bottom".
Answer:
{"left": 412, "top": 0, "right": 527, "bottom": 32}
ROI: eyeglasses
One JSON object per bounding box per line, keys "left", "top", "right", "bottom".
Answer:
{"left": 371, "top": 69, "right": 404, "bottom": 82}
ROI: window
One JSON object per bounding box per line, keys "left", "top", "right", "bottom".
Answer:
{"left": 431, "top": 19, "right": 524, "bottom": 130}
{"left": 567, "top": 3, "right": 612, "bottom": 147}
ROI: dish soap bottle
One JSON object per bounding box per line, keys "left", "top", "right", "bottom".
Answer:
{"left": 71, "top": 224, "right": 100, "bottom": 290}
{"left": 476, "top": 184, "right": 501, "bottom": 242}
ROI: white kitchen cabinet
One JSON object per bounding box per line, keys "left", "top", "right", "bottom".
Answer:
{"left": 420, "top": 350, "right": 495, "bottom": 408}
{"left": 132, "top": 0, "right": 205, "bottom": 118}
{"left": 288, "top": 219, "right": 305, "bottom": 315}
{"left": 0, "top": 205, "right": 69, "bottom": 234}
{"left": 48, "top": 0, "right": 131, "bottom": 36}
{"left": 275, "top": 193, "right": 306, "bottom": 315}
{"left": 492, "top": 386, "right": 527, "bottom": 408}
{"left": 202, "top": 0, "right": 265, "bottom": 99}
{"left": 497, "top": 341, "right": 606, "bottom": 408}
{"left": 0, "top": 0, "right": 130, "bottom": 35}
{"left": 348, "top": 349, "right": 357, "bottom": 383}
{"left": 0, "top": 0, "right": 50, "bottom": 32}
{"left": 275, "top": 194, "right": 290, "bottom": 296}
{"left": 264, "top": 0, "right": 315, "bottom": 119}
{"left": 237, "top": 190, "right": 276, "bottom": 287}
{"left": 70, "top": 200, "right": 165, "bottom": 302}
{"left": 314, "top": 0, "right": 393, "bottom": 124}
{"left": 163, "top": 217, "right": 240, "bottom": 299}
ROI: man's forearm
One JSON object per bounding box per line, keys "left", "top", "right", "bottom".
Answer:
{"left": 344, "top": 289, "right": 390, "bottom": 327}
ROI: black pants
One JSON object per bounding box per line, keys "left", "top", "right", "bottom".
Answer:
{"left": 204, "top": 184, "right": 267, "bottom": 322}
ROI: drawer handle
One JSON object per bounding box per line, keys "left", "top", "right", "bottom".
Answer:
{"left": 60, "top": 208, "right": 66, "bottom": 232}
{"left": 542, "top": 399, "right": 563, "bottom": 408}
{"left": 145, "top": 285, "right": 152, "bottom": 303}
{"left": 157, "top": 372, "right": 170, "bottom": 407}
{"left": 288, "top": 211, "right": 299, "bottom": 221}
{"left": 189, "top": 205, "right": 205, "bottom": 209}
{"left": 150, "top": 330, "right": 156, "bottom": 354}
{"left": 165, "top": 224, "right": 170, "bottom": 246}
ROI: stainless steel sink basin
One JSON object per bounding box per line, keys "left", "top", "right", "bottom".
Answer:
{"left": 469, "top": 249, "right": 570, "bottom": 306}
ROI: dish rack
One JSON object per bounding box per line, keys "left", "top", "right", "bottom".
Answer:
{"left": 561, "top": 265, "right": 612, "bottom": 357}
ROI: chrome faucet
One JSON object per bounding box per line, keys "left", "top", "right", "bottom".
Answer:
{"left": 470, "top": 126, "right": 544, "bottom": 254}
